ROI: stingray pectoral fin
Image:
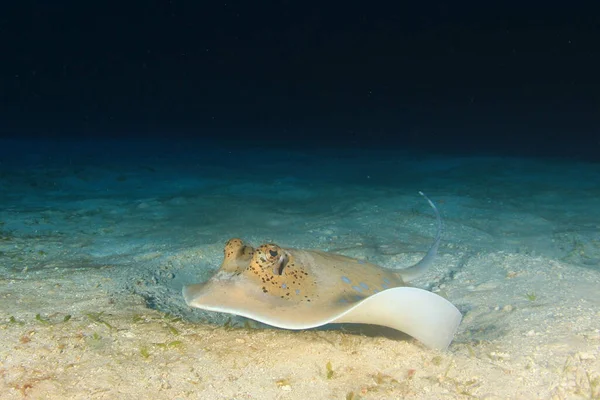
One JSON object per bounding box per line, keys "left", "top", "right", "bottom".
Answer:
{"left": 332, "top": 287, "right": 462, "bottom": 350}
{"left": 183, "top": 280, "right": 461, "bottom": 350}
{"left": 183, "top": 283, "right": 207, "bottom": 306}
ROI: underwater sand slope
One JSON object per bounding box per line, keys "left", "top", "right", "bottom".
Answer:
{"left": 1, "top": 149, "right": 599, "bottom": 399}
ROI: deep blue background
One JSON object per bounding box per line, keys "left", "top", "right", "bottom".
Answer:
{"left": 1, "top": 1, "right": 598, "bottom": 159}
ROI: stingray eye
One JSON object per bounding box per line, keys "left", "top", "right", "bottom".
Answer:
{"left": 269, "top": 249, "right": 278, "bottom": 258}
{"left": 272, "top": 252, "right": 288, "bottom": 276}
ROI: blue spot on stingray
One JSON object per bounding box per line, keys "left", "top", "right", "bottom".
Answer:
{"left": 358, "top": 259, "right": 366, "bottom": 264}
{"left": 341, "top": 276, "right": 351, "bottom": 284}
{"left": 353, "top": 295, "right": 363, "bottom": 301}
{"left": 352, "top": 285, "right": 362, "bottom": 292}
{"left": 383, "top": 277, "right": 391, "bottom": 285}
{"left": 382, "top": 282, "right": 390, "bottom": 289}
{"left": 281, "top": 283, "right": 287, "bottom": 289}
{"left": 339, "top": 298, "right": 348, "bottom": 304}
{"left": 295, "top": 289, "right": 300, "bottom": 295}
{"left": 359, "top": 282, "right": 369, "bottom": 290}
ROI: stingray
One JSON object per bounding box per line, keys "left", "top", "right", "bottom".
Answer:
{"left": 183, "top": 192, "right": 462, "bottom": 350}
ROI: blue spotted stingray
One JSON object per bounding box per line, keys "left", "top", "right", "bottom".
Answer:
{"left": 183, "top": 192, "right": 462, "bottom": 350}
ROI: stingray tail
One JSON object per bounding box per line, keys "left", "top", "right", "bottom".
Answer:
{"left": 397, "top": 191, "right": 443, "bottom": 282}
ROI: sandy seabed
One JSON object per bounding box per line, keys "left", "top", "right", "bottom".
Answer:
{"left": 1, "top": 148, "right": 599, "bottom": 399}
